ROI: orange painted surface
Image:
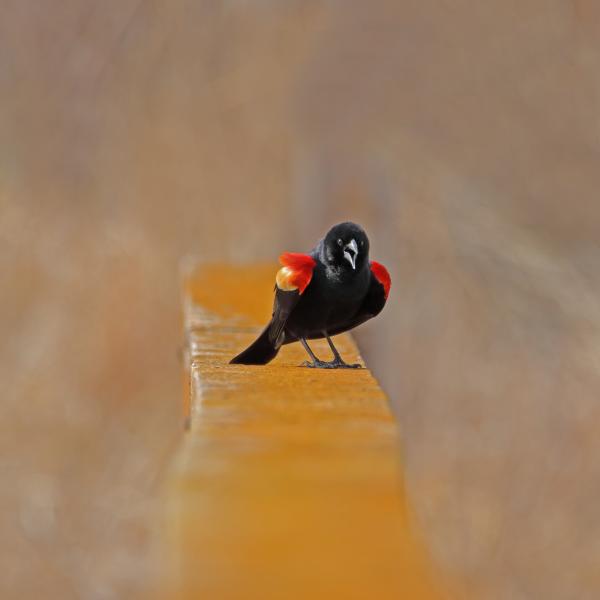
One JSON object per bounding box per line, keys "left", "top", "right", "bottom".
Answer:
{"left": 164, "top": 263, "right": 447, "bottom": 599}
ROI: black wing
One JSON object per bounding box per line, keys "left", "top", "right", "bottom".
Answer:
{"left": 267, "top": 287, "right": 302, "bottom": 348}
{"left": 267, "top": 252, "right": 317, "bottom": 347}
{"left": 230, "top": 254, "right": 316, "bottom": 364}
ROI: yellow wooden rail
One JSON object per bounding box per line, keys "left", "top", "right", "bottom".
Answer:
{"left": 163, "top": 262, "right": 444, "bottom": 599}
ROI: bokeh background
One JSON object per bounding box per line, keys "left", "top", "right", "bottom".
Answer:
{"left": 3, "top": 1, "right": 600, "bottom": 598}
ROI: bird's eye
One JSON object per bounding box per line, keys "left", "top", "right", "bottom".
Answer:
{"left": 360, "top": 240, "right": 364, "bottom": 247}
{"left": 337, "top": 238, "right": 343, "bottom": 247}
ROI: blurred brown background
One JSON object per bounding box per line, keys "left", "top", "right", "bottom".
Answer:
{"left": 2, "top": 1, "right": 600, "bottom": 598}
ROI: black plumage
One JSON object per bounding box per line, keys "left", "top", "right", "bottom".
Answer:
{"left": 230, "top": 222, "right": 390, "bottom": 368}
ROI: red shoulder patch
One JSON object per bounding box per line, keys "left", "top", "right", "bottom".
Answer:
{"left": 370, "top": 261, "right": 391, "bottom": 299}
{"left": 278, "top": 252, "right": 316, "bottom": 294}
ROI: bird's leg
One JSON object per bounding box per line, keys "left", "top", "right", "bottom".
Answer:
{"left": 324, "top": 334, "right": 362, "bottom": 369}
{"left": 299, "top": 338, "right": 334, "bottom": 368}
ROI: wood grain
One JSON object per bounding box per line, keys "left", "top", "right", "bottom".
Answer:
{"left": 162, "top": 262, "right": 445, "bottom": 599}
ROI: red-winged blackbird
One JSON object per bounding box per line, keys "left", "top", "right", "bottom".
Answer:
{"left": 230, "top": 222, "right": 391, "bottom": 368}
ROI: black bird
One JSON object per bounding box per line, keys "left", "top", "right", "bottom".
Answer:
{"left": 230, "top": 222, "right": 391, "bottom": 368}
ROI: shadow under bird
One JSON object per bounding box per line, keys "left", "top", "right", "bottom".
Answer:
{"left": 230, "top": 222, "right": 391, "bottom": 368}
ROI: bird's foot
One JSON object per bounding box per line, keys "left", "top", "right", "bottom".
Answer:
{"left": 300, "top": 359, "right": 336, "bottom": 369}
{"left": 330, "top": 358, "right": 362, "bottom": 369}
{"left": 300, "top": 359, "right": 362, "bottom": 369}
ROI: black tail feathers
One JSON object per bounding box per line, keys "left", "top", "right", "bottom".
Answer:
{"left": 230, "top": 325, "right": 281, "bottom": 365}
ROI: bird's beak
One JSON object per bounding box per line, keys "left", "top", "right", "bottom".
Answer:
{"left": 343, "top": 239, "right": 358, "bottom": 270}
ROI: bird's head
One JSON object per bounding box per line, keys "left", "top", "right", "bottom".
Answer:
{"left": 323, "top": 222, "right": 370, "bottom": 271}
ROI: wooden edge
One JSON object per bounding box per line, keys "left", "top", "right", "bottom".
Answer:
{"left": 160, "top": 262, "right": 449, "bottom": 599}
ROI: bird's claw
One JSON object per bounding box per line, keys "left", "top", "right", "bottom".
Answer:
{"left": 300, "top": 359, "right": 334, "bottom": 369}
{"left": 330, "top": 359, "right": 362, "bottom": 369}
{"left": 299, "top": 359, "right": 362, "bottom": 369}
